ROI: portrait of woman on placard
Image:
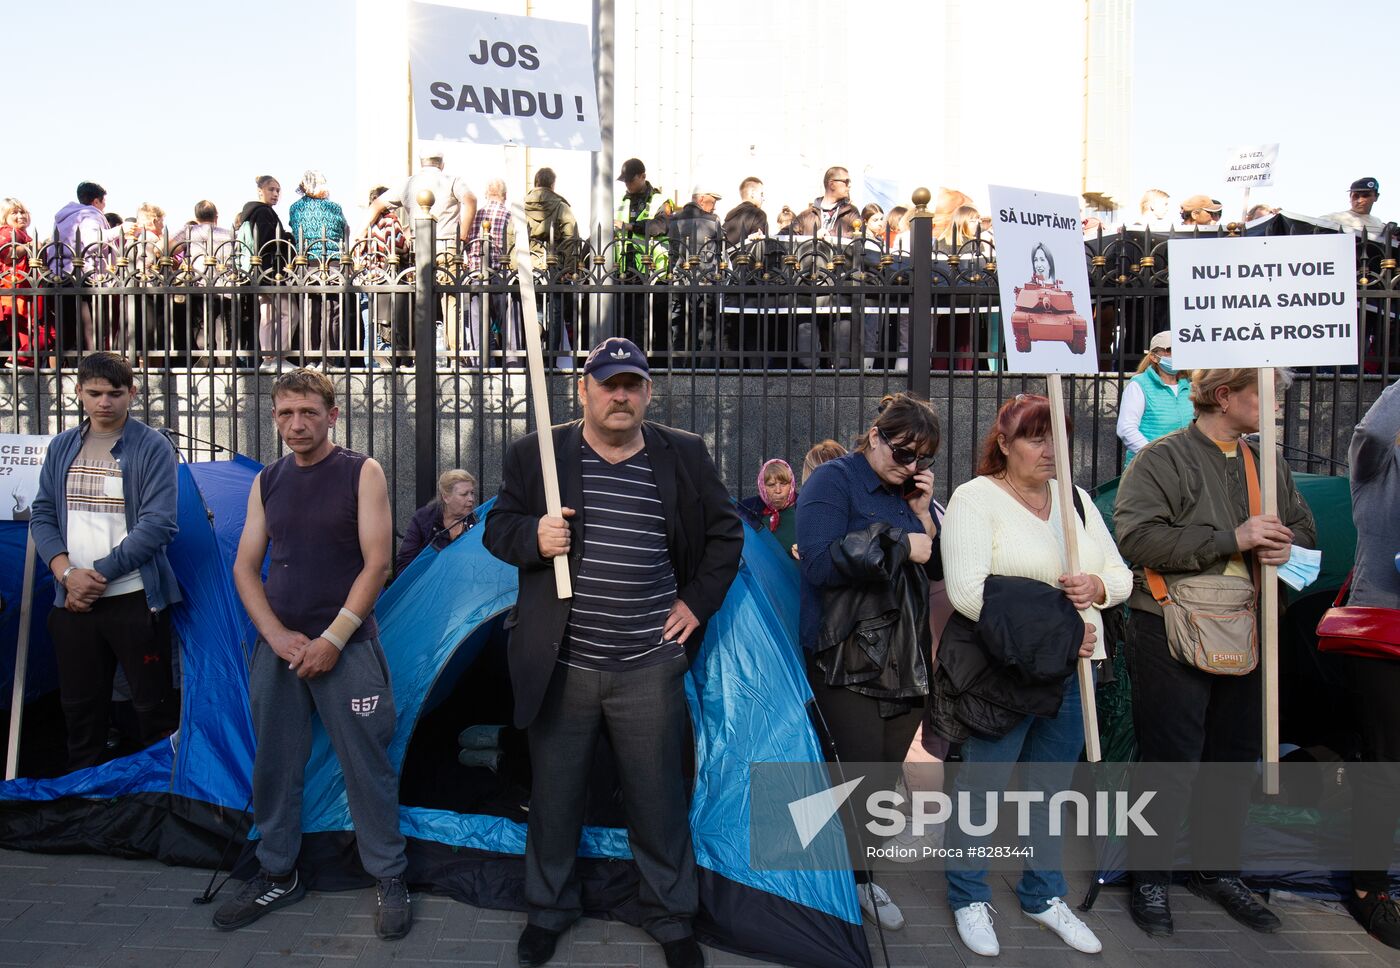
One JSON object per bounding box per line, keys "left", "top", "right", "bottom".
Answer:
{"left": 1030, "top": 242, "right": 1056, "bottom": 285}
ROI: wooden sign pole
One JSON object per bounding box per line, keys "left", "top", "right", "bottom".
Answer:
{"left": 6, "top": 533, "right": 37, "bottom": 781}
{"left": 1047, "top": 375, "right": 1101, "bottom": 762}
{"left": 1258, "top": 366, "right": 1279, "bottom": 794}
{"left": 506, "top": 143, "right": 572, "bottom": 599}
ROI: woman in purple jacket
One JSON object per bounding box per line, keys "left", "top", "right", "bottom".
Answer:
{"left": 395, "top": 469, "right": 478, "bottom": 576}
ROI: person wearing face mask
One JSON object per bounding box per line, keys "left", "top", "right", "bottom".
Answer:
{"left": 1117, "top": 331, "right": 1194, "bottom": 468}
{"left": 395, "top": 469, "right": 479, "bottom": 576}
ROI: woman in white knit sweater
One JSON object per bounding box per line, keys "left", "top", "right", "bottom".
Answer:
{"left": 941, "top": 393, "right": 1132, "bottom": 959}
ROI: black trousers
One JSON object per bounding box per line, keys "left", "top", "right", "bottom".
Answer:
{"left": 47, "top": 590, "right": 173, "bottom": 771}
{"left": 1125, "top": 608, "right": 1260, "bottom": 884}
{"left": 806, "top": 652, "right": 922, "bottom": 881}
{"left": 1343, "top": 654, "right": 1400, "bottom": 893}
{"left": 525, "top": 658, "right": 696, "bottom": 942}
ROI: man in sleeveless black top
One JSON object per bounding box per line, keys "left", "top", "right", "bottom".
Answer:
{"left": 214, "top": 369, "right": 411, "bottom": 941}
{"left": 485, "top": 338, "right": 742, "bottom": 968}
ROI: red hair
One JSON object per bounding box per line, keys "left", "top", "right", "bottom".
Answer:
{"left": 975, "top": 394, "right": 1072, "bottom": 476}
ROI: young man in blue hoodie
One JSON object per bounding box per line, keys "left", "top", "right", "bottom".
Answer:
{"left": 29, "top": 352, "right": 180, "bottom": 770}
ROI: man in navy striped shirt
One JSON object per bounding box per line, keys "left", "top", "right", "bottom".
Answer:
{"left": 484, "top": 338, "right": 742, "bottom": 968}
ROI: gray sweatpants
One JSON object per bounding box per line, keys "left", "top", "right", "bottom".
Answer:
{"left": 250, "top": 635, "right": 407, "bottom": 880}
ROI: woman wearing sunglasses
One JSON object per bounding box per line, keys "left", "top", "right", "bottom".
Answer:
{"left": 795, "top": 391, "right": 942, "bottom": 933}
{"left": 939, "top": 393, "right": 1131, "bottom": 957}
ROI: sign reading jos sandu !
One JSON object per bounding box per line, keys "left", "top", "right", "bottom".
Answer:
{"left": 409, "top": 1, "right": 602, "bottom": 151}
{"left": 1168, "top": 235, "right": 1359, "bottom": 369}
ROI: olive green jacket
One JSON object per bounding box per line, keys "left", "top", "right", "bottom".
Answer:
{"left": 1113, "top": 421, "right": 1316, "bottom": 615}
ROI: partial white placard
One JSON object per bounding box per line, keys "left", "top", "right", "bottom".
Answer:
{"left": 1223, "top": 144, "right": 1279, "bottom": 189}
{"left": 989, "top": 185, "right": 1099, "bottom": 375}
{"left": 1168, "top": 235, "right": 1358, "bottom": 369}
{"left": 0, "top": 435, "right": 52, "bottom": 521}
{"left": 409, "top": 2, "right": 601, "bottom": 151}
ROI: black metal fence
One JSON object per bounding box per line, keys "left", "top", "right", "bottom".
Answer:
{"left": 2, "top": 204, "right": 1395, "bottom": 524}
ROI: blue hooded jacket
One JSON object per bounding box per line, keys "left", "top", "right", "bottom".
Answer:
{"left": 29, "top": 417, "right": 182, "bottom": 610}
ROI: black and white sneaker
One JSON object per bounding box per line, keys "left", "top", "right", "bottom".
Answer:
{"left": 375, "top": 875, "right": 413, "bottom": 940}
{"left": 212, "top": 869, "right": 307, "bottom": 931}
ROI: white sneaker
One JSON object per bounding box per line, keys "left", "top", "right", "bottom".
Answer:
{"left": 953, "top": 902, "right": 999, "bottom": 957}
{"left": 858, "top": 882, "right": 905, "bottom": 931}
{"left": 1023, "top": 897, "right": 1102, "bottom": 954}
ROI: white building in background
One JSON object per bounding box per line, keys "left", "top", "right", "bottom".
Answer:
{"left": 356, "top": 0, "right": 1132, "bottom": 234}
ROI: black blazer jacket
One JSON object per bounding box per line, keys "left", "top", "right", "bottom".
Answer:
{"left": 483, "top": 419, "right": 743, "bottom": 728}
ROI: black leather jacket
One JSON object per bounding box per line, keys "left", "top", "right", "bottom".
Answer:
{"left": 814, "top": 522, "right": 933, "bottom": 713}
{"left": 930, "top": 576, "right": 1083, "bottom": 742}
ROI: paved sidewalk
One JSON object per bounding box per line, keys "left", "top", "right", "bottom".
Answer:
{"left": 0, "top": 849, "right": 1395, "bottom": 967}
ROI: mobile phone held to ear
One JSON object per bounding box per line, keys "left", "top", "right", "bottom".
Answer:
{"left": 902, "top": 476, "right": 921, "bottom": 499}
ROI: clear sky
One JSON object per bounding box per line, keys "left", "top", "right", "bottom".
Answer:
{"left": 8, "top": 1, "right": 1395, "bottom": 230}
{"left": 1131, "top": 0, "right": 1394, "bottom": 220}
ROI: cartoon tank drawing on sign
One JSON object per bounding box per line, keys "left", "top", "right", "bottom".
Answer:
{"left": 1010, "top": 241, "right": 1088, "bottom": 354}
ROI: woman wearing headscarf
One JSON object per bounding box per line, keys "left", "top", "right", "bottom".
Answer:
{"left": 739, "top": 458, "right": 798, "bottom": 561}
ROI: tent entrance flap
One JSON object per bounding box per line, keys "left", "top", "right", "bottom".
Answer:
{"left": 397, "top": 615, "right": 629, "bottom": 830}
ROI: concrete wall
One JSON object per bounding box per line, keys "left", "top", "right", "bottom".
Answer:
{"left": 2, "top": 370, "right": 1377, "bottom": 531}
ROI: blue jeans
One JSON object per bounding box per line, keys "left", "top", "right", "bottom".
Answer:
{"left": 946, "top": 675, "right": 1084, "bottom": 913}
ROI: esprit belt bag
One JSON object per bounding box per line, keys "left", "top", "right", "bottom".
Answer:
{"left": 1316, "top": 573, "right": 1400, "bottom": 660}
{"left": 1142, "top": 444, "right": 1261, "bottom": 676}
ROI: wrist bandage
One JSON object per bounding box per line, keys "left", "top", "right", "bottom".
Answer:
{"left": 320, "top": 608, "right": 363, "bottom": 652}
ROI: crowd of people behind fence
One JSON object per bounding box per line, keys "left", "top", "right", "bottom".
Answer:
{"left": 25, "top": 346, "right": 1400, "bottom": 964}
{"left": 1, "top": 159, "right": 1389, "bottom": 373}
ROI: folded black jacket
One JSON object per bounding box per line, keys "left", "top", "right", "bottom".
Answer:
{"left": 930, "top": 576, "right": 1083, "bottom": 742}
{"left": 814, "top": 522, "right": 933, "bottom": 710}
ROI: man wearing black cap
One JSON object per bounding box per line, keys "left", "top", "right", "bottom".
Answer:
{"left": 1324, "top": 178, "right": 1387, "bottom": 235}
{"left": 613, "top": 159, "right": 675, "bottom": 350}
{"left": 484, "top": 337, "right": 742, "bottom": 968}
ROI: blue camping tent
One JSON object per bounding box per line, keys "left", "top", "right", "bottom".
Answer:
{"left": 0, "top": 456, "right": 260, "bottom": 863}
{"left": 0, "top": 460, "right": 871, "bottom": 968}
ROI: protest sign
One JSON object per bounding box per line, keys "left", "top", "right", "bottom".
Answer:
{"left": 1170, "top": 232, "right": 1357, "bottom": 791}
{"left": 409, "top": 1, "right": 601, "bottom": 151}
{"left": 0, "top": 434, "right": 51, "bottom": 521}
{"left": 1168, "top": 235, "right": 1358, "bottom": 369}
{"left": 2, "top": 433, "right": 49, "bottom": 779}
{"left": 1224, "top": 144, "right": 1279, "bottom": 188}
{"left": 988, "top": 185, "right": 1102, "bottom": 758}
{"left": 988, "top": 185, "right": 1099, "bottom": 376}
